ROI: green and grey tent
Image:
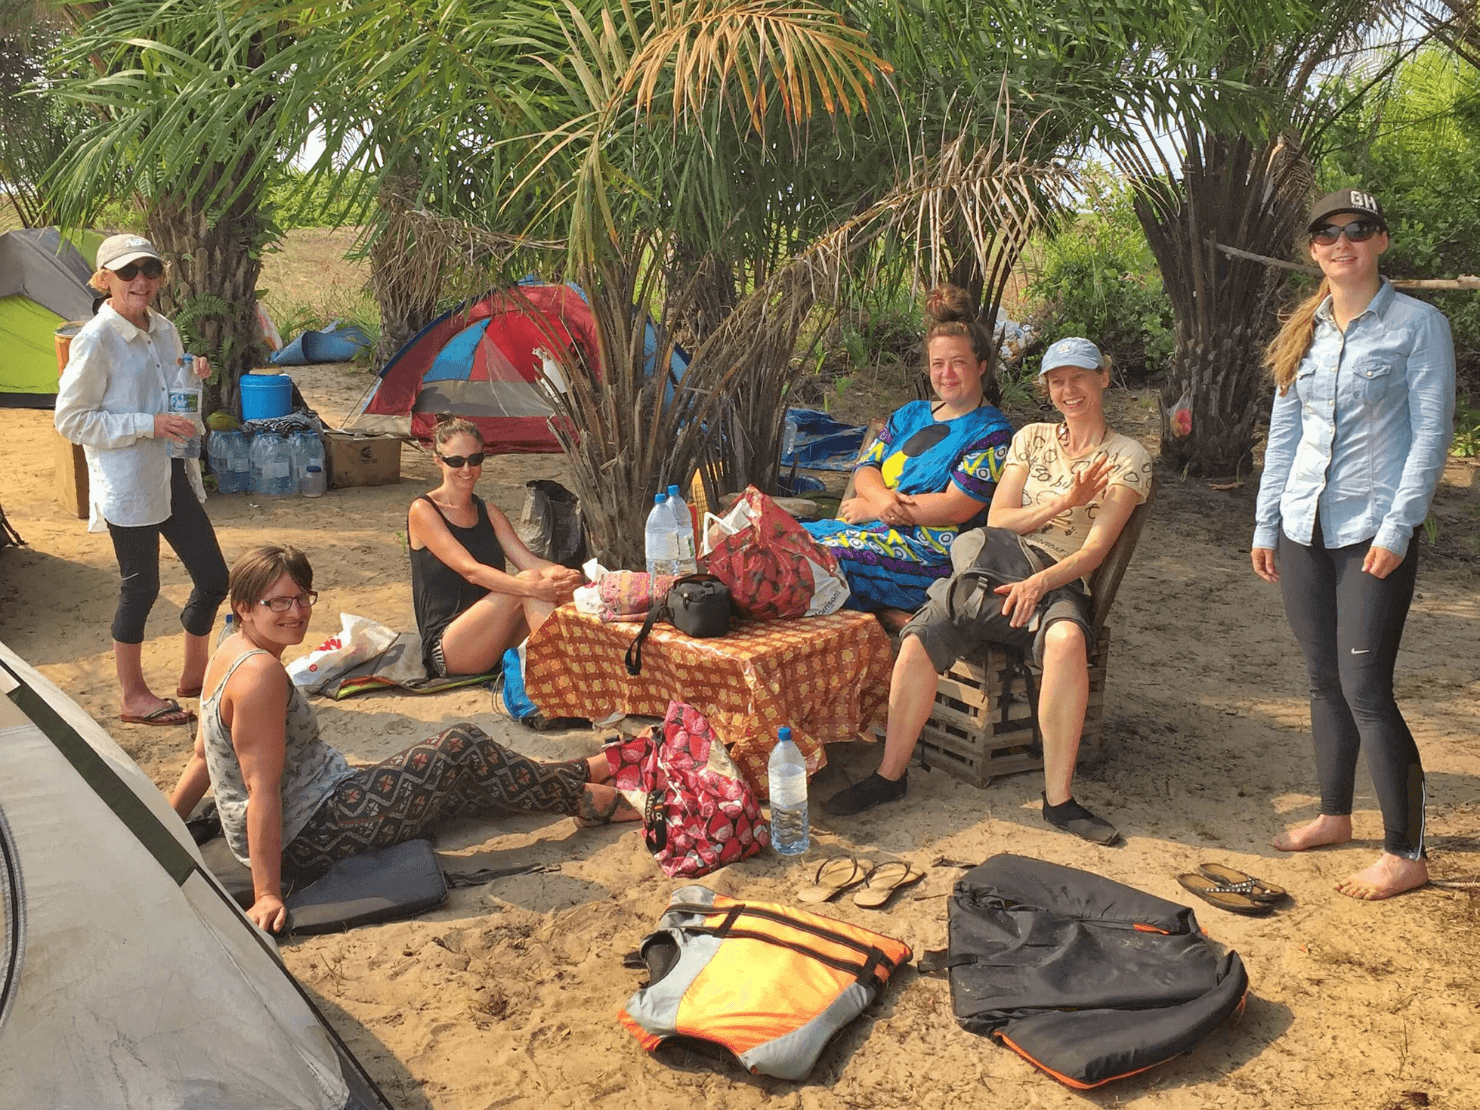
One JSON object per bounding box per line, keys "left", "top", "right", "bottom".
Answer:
{"left": 0, "top": 638, "right": 391, "bottom": 1109}
{"left": 0, "top": 228, "right": 98, "bottom": 408}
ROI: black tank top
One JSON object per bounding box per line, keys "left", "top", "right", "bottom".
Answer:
{"left": 409, "top": 494, "right": 507, "bottom": 672}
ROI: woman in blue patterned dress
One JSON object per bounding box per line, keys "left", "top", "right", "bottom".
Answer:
{"left": 805, "top": 285, "right": 1014, "bottom": 611}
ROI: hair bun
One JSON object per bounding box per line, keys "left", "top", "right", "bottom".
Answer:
{"left": 924, "top": 283, "right": 975, "bottom": 325}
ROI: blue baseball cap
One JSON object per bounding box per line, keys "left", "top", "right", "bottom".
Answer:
{"left": 1040, "top": 337, "right": 1103, "bottom": 377}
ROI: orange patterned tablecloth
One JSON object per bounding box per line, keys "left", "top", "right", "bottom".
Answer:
{"left": 524, "top": 606, "right": 893, "bottom": 798}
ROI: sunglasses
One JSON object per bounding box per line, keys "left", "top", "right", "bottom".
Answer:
{"left": 112, "top": 259, "right": 165, "bottom": 280}
{"left": 1310, "top": 220, "right": 1382, "bottom": 245}
{"left": 258, "top": 590, "right": 319, "bottom": 613}
{"left": 437, "top": 452, "right": 485, "bottom": 469}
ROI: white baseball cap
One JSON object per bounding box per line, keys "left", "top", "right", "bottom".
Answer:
{"left": 1039, "top": 336, "right": 1103, "bottom": 377}
{"left": 96, "top": 234, "right": 163, "bottom": 271}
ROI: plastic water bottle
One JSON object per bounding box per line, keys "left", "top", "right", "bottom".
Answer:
{"left": 209, "top": 429, "right": 250, "bottom": 493}
{"left": 216, "top": 612, "right": 235, "bottom": 647}
{"left": 166, "top": 360, "right": 202, "bottom": 460}
{"left": 644, "top": 492, "right": 680, "bottom": 576}
{"left": 251, "top": 432, "right": 295, "bottom": 496}
{"left": 666, "top": 484, "right": 698, "bottom": 574}
{"left": 301, "top": 465, "right": 326, "bottom": 497}
{"left": 289, "top": 431, "right": 325, "bottom": 496}
{"left": 768, "top": 727, "right": 809, "bottom": 856}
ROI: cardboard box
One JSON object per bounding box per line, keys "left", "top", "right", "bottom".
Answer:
{"left": 54, "top": 433, "right": 89, "bottom": 519}
{"left": 323, "top": 430, "right": 402, "bottom": 489}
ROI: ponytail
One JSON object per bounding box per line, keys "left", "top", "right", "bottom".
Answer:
{"left": 1264, "top": 280, "right": 1329, "bottom": 394}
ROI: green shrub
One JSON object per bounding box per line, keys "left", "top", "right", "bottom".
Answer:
{"left": 1318, "top": 48, "right": 1480, "bottom": 403}
{"left": 1025, "top": 176, "right": 1173, "bottom": 384}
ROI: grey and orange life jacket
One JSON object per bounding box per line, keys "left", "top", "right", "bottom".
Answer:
{"left": 619, "top": 885, "right": 912, "bottom": 1080}
{"left": 924, "top": 854, "right": 1249, "bottom": 1088}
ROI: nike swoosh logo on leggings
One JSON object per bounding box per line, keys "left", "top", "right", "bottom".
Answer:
{"left": 1350, "top": 648, "right": 1371, "bottom": 654}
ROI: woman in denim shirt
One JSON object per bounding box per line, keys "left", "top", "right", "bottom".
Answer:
{"left": 1252, "top": 189, "right": 1455, "bottom": 901}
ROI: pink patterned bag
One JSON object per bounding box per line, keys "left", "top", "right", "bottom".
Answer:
{"left": 606, "top": 701, "right": 770, "bottom": 877}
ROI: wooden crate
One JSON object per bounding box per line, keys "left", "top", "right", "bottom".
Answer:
{"left": 915, "top": 628, "right": 1110, "bottom": 787}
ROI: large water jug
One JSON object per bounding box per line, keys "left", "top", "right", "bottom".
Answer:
{"left": 666, "top": 484, "right": 698, "bottom": 575}
{"left": 289, "top": 431, "right": 325, "bottom": 496}
{"left": 644, "top": 492, "right": 680, "bottom": 577}
{"left": 209, "top": 429, "right": 250, "bottom": 493}
{"left": 767, "top": 726, "right": 809, "bottom": 856}
{"left": 250, "top": 432, "right": 295, "bottom": 497}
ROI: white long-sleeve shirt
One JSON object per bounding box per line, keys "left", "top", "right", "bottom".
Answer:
{"left": 54, "top": 303, "right": 206, "bottom": 532}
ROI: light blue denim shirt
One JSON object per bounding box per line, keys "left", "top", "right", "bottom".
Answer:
{"left": 1254, "top": 279, "right": 1455, "bottom": 559}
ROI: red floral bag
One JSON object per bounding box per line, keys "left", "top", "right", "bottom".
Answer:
{"left": 700, "top": 486, "right": 850, "bottom": 619}
{"left": 606, "top": 701, "right": 769, "bottom": 877}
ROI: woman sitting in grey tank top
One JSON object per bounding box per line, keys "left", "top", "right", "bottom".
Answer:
{"left": 168, "top": 544, "right": 636, "bottom": 934}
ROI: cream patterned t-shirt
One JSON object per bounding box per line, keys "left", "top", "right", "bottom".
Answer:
{"left": 1004, "top": 423, "right": 1154, "bottom": 566}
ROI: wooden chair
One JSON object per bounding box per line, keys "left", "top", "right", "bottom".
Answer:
{"left": 915, "top": 480, "right": 1157, "bottom": 786}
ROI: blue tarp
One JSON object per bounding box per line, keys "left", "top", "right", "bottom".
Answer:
{"left": 270, "top": 321, "right": 374, "bottom": 366}
{"left": 780, "top": 408, "right": 868, "bottom": 471}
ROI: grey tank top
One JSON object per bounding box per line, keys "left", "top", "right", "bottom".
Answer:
{"left": 201, "top": 648, "right": 355, "bottom": 865}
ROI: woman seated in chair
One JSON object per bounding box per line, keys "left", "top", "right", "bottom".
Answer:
{"left": 803, "top": 285, "right": 1014, "bottom": 612}
{"left": 407, "top": 417, "right": 583, "bottom": 678}
{"left": 168, "top": 544, "right": 637, "bottom": 934}
{"left": 824, "top": 338, "right": 1152, "bottom": 844}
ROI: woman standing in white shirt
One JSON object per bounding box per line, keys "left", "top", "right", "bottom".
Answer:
{"left": 55, "top": 234, "right": 228, "bottom": 727}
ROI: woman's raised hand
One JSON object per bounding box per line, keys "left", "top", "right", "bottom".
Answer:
{"left": 1062, "top": 456, "right": 1112, "bottom": 510}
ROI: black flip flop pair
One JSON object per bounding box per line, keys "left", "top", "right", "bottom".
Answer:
{"left": 1177, "top": 863, "right": 1290, "bottom": 916}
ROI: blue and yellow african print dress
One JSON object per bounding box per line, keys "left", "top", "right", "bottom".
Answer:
{"left": 804, "top": 399, "right": 1013, "bottom": 611}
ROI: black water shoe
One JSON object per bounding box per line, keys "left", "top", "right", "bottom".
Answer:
{"left": 1042, "top": 794, "right": 1120, "bottom": 845}
{"left": 825, "top": 772, "right": 908, "bottom": 816}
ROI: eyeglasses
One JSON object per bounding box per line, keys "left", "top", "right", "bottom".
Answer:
{"left": 437, "top": 452, "right": 485, "bottom": 469}
{"left": 112, "top": 259, "right": 165, "bottom": 280}
{"left": 1311, "top": 220, "right": 1382, "bottom": 246}
{"left": 258, "top": 590, "right": 318, "bottom": 612}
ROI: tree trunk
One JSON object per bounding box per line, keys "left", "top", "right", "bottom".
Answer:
{"left": 1156, "top": 322, "right": 1263, "bottom": 475}
{"left": 370, "top": 177, "right": 442, "bottom": 369}
{"left": 148, "top": 190, "right": 266, "bottom": 420}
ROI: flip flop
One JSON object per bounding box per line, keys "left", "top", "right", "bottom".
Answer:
{"left": 121, "top": 699, "right": 196, "bottom": 727}
{"left": 796, "top": 855, "right": 869, "bottom": 903}
{"left": 1199, "top": 862, "right": 1288, "bottom": 903}
{"left": 852, "top": 860, "right": 927, "bottom": 909}
{"left": 176, "top": 684, "right": 203, "bottom": 699}
{"left": 1177, "top": 872, "right": 1273, "bottom": 916}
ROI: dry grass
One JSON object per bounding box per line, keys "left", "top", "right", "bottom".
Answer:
{"left": 256, "top": 226, "right": 377, "bottom": 333}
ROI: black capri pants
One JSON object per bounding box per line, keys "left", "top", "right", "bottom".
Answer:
{"left": 1278, "top": 527, "right": 1424, "bottom": 859}
{"left": 106, "top": 459, "right": 229, "bottom": 644}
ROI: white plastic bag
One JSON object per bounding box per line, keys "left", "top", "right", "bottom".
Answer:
{"left": 286, "top": 613, "right": 399, "bottom": 694}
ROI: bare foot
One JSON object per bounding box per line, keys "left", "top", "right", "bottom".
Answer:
{"left": 1335, "top": 853, "right": 1429, "bottom": 901}
{"left": 1272, "top": 814, "right": 1352, "bottom": 852}
{"left": 574, "top": 784, "right": 641, "bottom": 826}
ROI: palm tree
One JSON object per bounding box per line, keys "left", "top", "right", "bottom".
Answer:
{"left": 1107, "top": 1, "right": 1415, "bottom": 474}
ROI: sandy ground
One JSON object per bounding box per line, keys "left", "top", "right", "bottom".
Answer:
{"left": 3, "top": 365, "right": 1480, "bottom": 1110}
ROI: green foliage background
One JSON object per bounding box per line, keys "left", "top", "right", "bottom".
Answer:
{"left": 1320, "top": 47, "right": 1480, "bottom": 398}
{"left": 1026, "top": 175, "right": 1174, "bottom": 384}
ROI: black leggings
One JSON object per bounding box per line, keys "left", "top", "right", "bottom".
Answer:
{"left": 106, "top": 460, "right": 228, "bottom": 643}
{"left": 1278, "top": 529, "right": 1424, "bottom": 858}
{"left": 283, "top": 723, "right": 589, "bottom": 877}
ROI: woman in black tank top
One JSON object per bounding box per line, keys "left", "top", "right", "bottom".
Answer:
{"left": 408, "top": 419, "right": 584, "bottom": 676}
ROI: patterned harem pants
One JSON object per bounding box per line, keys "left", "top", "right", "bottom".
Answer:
{"left": 283, "top": 722, "right": 588, "bottom": 876}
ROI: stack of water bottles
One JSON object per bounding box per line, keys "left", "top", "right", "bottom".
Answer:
{"left": 249, "top": 432, "right": 296, "bottom": 496}
{"left": 643, "top": 484, "right": 699, "bottom": 577}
